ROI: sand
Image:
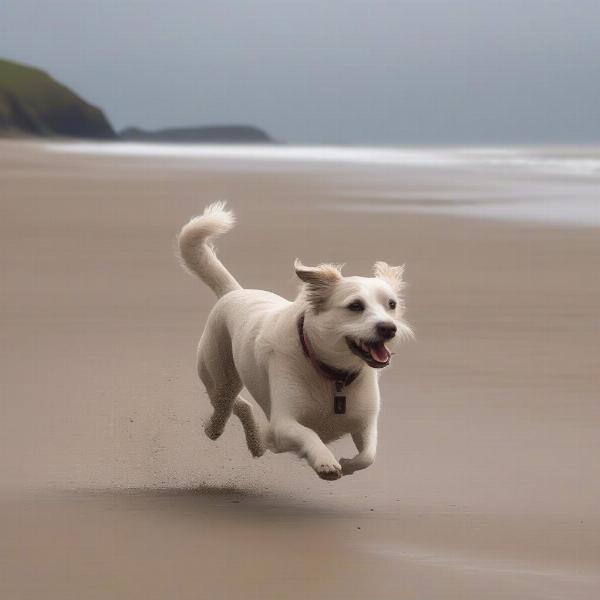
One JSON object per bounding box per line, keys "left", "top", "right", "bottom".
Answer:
{"left": 1, "top": 141, "right": 599, "bottom": 599}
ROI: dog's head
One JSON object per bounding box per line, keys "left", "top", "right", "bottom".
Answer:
{"left": 295, "top": 259, "right": 413, "bottom": 371}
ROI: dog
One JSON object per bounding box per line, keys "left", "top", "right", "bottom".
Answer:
{"left": 178, "top": 202, "right": 412, "bottom": 480}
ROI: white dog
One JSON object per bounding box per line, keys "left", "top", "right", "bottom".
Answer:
{"left": 178, "top": 202, "right": 412, "bottom": 480}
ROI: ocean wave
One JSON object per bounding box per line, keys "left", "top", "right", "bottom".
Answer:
{"left": 44, "top": 142, "right": 600, "bottom": 176}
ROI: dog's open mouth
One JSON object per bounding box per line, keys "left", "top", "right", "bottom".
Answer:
{"left": 346, "top": 337, "right": 391, "bottom": 368}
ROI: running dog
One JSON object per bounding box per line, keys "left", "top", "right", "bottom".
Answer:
{"left": 178, "top": 202, "right": 412, "bottom": 480}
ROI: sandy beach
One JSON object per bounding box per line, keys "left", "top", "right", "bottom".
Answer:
{"left": 1, "top": 141, "right": 599, "bottom": 599}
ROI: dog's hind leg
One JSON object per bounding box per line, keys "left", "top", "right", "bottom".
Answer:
{"left": 233, "top": 397, "right": 266, "bottom": 457}
{"left": 202, "top": 376, "right": 242, "bottom": 441}
{"left": 199, "top": 362, "right": 265, "bottom": 455}
{"left": 198, "top": 334, "right": 242, "bottom": 441}
{"left": 196, "top": 312, "right": 264, "bottom": 455}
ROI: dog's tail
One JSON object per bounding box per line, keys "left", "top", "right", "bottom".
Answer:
{"left": 177, "top": 201, "right": 242, "bottom": 298}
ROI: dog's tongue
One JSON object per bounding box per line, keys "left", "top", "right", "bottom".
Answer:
{"left": 370, "top": 342, "right": 390, "bottom": 363}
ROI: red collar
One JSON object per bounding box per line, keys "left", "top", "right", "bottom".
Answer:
{"left": 297, "top": 314, "right": 361, "bottom": 388}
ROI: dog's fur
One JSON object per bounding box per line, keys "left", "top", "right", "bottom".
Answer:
{"left": 178, "top": 202, "right": 412, "bottom": 479}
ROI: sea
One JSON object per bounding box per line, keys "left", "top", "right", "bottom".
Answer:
{"left": 45, "top": 143, "right": 600, "bottom": 227}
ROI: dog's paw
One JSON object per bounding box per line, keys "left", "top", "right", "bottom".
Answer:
{"left": 314, "top": 461, "right": 342, "bottom": 481}
{"left": 248, "top": 439, "right": 266, "bottom": 458}
{"left": 339, "top": 458, "right": 356, "bottom": 475}
{"left": 204, "top": 421, "right": 223, "bottom": 441}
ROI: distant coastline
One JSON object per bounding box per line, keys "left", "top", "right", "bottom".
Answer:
{"left": 120, "top": 125, "right": 274, "bottom": 144}
{"left": 0, "top": 58, "right": 274, "bottom": 144}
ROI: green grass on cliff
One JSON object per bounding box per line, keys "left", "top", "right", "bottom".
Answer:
{"left": 0, "top": 58, "right": 115, "bottom": 138}
{"left": 0, "top": 59, "right": 75, "bottom": 113}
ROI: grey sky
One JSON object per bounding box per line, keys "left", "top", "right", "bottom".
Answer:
{"left": 1, "top": 0, "right": 599, "bottom": 144}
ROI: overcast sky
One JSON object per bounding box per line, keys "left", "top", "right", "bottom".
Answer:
{"left": 1, "top": 0, "right": 599, "bottom": 144}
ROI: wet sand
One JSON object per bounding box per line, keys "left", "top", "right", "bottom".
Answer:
{"left": 1, "top": 141, "right": 599, "bottom": 599}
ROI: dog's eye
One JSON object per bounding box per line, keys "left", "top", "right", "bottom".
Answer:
{"left": 347, "top": 300, "right": 365, "bottom": 312}
{"left": 388, "top": 299, "right": 397, "bottom": 310}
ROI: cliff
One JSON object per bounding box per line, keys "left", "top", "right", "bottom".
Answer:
{"left": 0, "top": 58, "right": 116, "bottom": 139}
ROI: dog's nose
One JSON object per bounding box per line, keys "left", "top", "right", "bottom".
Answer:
{"left": 376, "top": 322, "right": 397, "bottom": 340}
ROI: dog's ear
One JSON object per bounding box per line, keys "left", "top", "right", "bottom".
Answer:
{"left": 373, "top": 261, "right": 406, "bottom": 295}
{"left": 295, "top": 259, "right": 343, "bottom": 312}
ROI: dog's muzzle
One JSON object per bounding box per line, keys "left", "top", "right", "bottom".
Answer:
{"left": 345, "top": 337, "right": 391, "bottom": 368}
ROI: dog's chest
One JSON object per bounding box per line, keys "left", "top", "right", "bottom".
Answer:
{"left": 300, "top": 384, "right": 373, "bottom": 439}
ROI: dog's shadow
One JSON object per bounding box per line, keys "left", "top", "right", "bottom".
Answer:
{"left": 62, "top": 483, "right": 356, "bottom": 521}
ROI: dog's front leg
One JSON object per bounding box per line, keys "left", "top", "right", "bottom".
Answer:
{"left": 340, "top": 421, "right": 378, "bottom": 475}
{"left": 268, "top": 360, "right": 342, "bottom": 480}
{"left": 270, "top": 419, "right": 342, "bottom": 480}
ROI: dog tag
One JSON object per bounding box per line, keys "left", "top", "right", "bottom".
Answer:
{"left": 334, "top": 395, "right": 346, "bottom": 414}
